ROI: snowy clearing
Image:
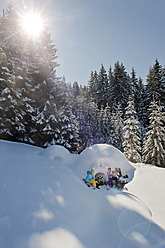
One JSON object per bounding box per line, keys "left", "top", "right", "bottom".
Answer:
{"left": 0, "top": 140, "right": 165, "bottom": 248}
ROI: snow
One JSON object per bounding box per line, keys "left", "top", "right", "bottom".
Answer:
{"left": 2, "top": 67, "right": 10, "bottom": 72}
{"left": 127, "top": 163, "right": 165, "bottom": 229}
{"left": 17, "top": 75, "right": 23, "bottom": 80}
{"left": 41, "top": 144, "right": 73, "bottom": 164}
{"left": 0, "top": 140, "right": 165, "bottom": 248}
{"left": 0, "top": 78, "right": 5, "bottom": 81}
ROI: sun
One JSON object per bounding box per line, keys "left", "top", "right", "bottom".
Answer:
{"left": 21, "top": 12, "right": 44, "bottom": 39}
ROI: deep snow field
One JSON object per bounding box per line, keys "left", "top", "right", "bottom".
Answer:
{"left": 0, "top": 140, "right": 165, "bottom": 248}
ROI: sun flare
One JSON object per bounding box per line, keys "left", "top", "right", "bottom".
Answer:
{"left": 21, "top": 12, "right": 43, "bottom": 39}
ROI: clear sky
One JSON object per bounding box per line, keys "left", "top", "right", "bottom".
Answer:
{"left": 1, "top": 0, "right": 165, "bottom": 85}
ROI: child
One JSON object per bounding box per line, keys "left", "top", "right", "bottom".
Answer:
{"left": 106, "top": 167, "right": 113, "bottom": 187}
{"left": 111, "top": 170, "right": 118, "bottom": 187}
{"left": 115, "top": 168, "right": 122, "bottom": 177}
{"left": 97, "top": 175, "right": 105, "bottom": 185}
{"left": 85, "top": 169, "right": 98, "bottom": 188}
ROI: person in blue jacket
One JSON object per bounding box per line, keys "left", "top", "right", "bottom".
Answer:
{"left": 85, "top": 169, "right": 98, "bottom": 188}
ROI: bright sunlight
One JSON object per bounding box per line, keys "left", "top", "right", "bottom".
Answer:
{"left": 21, "top": 12, "right": 43, "bottom": 39}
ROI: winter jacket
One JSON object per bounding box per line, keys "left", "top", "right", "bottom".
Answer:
{"left": 107, "top": 171, "right": 112, "bottom": 180}
{"left": 85, "top": 171, "right": 95, "bottom": 183}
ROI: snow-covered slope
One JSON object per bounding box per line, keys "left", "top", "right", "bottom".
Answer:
{"left": 127, "top": 163, "right": 165, "bottom": 230}
{"left": 0, "top": 140, "right": 165, "bottom": 248}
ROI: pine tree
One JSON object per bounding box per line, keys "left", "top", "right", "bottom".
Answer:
{"left": 98, "top": 106, "right": 105, "bottom": 143}
{"left": 106, "top": 66, "right": 113, "bottom": 107}
{"left": 101, "top": 103, "right": 116, "bottom": 145}
{"left": 135, "top": 77, "right": 145, "bottom": 123}
{"left": 96, "top": 64, "right": 108, "bottom": 108}
{"left": 109, "top": 61, "right": 132, "bottom": 113}
{"left": 72, "top": 81, "right": 80, "bottom": 98}
{"left": 123, "top": 97, "right": 141, "bottom": 162}
{"left": 86, "top": 100, "right": 99, "bottom": 146}
{"left": 145, "top": 59, "right": 164, "bottom": 108}
{"left": 143, "top": 99, "right": 165, "bottom": 167}
{"left": 161, "top": 66, "right": 165, "bottom": 110}
{"left": 111, "top": 104, "right": 124, "bottom": 151}
{"left": 50, "top": 79, "right": 80, "bottom": 153}
{"left": 88, "top": 70, "right": 98, "bottom": 102}
{"left": 74, "top": 97, "right": 90, "bottom": 151}
{"left": 0, "top": 4, "right": 28, "bottom": 141}
{"left": 130, "top": 67, "right": 138, "bottom": 101}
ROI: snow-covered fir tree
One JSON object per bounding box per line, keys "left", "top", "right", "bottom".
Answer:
{"left": 130, "top": 67, "right": 138, "bottom": 101}
{"left": 85, "top": 100, "right": 99, "bottom": 146}
{"left": 88, "top": 70, "right": 98, "bottom": 101}
{"left": 130, "top": 68, "right": 146, "bottom": 128}
{"left": 143, "top": 99, "right": 165, "bottom": 167}
{"left": 52, "top": 79, "right": 80, "bottom": 153}
{"left": 95, "top": 64, "right": 108, "bottom": 108}
{"left": 111, "top": 104, "right": 124, "bottom": 151}
{"left": 0, "top": 4, "right": 27, "bottom": 141}
{"left": 161, "top": 66, "right": 165, "bottom": 110}
{"left": 109, "top": 61, "right": 132, "bottom": 112}
{"left": 72, "top": 81, "right": 80, "bottom": 99}
{"left": 101, "top": 103, "right": 116, "bottom": 146}
{"left": 134, "top": 77, "right": 146, "bottom": 124}
{"left": 145, "top": 59, "right": 164, "bottom": 110}
{"left": 123, "top": 97, "right": 141, "bottom": 162}
{"left": 98, "top": 106, "right": 105, "bottom": 143}
{"left": 73, "top": 96, "right": 91, "bottom": 151}
{"left": 101, "top": 104, "right": 111, "bottom": 143}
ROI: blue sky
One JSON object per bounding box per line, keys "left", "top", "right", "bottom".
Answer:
{"left": 1, "top": 0, "right": 165, "bottom": 85}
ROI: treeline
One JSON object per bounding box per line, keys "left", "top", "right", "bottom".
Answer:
{"left": 0, "top": 4, "right": 165, "bottom": 166}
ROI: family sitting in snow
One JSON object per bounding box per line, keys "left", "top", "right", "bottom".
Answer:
{"left": 85, "top": 166, "right": 127, "bottom": 189}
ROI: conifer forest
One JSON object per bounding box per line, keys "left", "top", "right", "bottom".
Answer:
{"left": 0, "top": 4, "right": 165, "bottom": 166}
